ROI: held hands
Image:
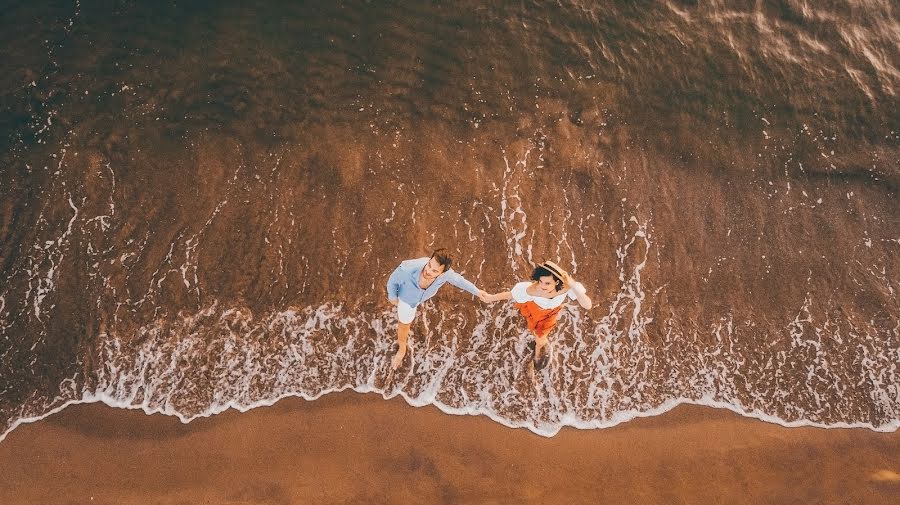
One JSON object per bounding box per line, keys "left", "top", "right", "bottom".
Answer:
{"left": 478, "top": 290, "right": 504, "bottom": 303}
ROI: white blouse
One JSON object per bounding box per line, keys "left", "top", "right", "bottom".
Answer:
{"left": 510, "top": 281, "right": 582, "bottom": 310}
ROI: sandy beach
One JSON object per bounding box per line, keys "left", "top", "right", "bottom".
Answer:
{"left": 1, "top": 392, "right": 898, "bottom": 505}
{"left": 1, "top": 3, "right": 898, "bottom": 504}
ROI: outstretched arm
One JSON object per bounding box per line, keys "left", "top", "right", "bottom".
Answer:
{"left": 444, "top": 271, "right": 484, "bottom": 298}
{"left": 483, "top": 291, "right": 512, "bottom": 303}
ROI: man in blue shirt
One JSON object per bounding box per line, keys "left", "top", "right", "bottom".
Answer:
{"left": 386, "top": 248, "right": 488, "bottom": 369}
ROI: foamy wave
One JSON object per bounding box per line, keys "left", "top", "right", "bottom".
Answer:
{"left": 4, "top": 220, "right": 897, "bottom": 443}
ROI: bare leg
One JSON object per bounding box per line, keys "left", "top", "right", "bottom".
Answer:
{"left": 533, "top": 334, "right": 550, "bottom": 369}
{"left": 391, "top": 322, "right": 411, "bottom": 370}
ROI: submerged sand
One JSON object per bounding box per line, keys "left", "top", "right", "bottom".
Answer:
{"left": 0, "top": 392, "right": 898, "bottom": 505}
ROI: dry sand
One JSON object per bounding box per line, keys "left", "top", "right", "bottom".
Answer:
{"left": 1, "top": 392, "right": 898, "bottom": 505}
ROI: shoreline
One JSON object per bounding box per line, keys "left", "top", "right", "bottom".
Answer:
{"left": 1, "top": 391, "right": 898, "bottom": 504}
{"left": 4, "top": 388, "right": 898, "bottom": 444}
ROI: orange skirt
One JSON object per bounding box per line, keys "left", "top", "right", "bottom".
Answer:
{"left": 514, "top": 301, "right": 562, "bottom": 338}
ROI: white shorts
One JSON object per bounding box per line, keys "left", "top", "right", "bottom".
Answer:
{"left": 396, "top": 300, "right": 417, "bottom": 324}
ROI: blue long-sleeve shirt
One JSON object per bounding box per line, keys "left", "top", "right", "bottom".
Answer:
{"left": 386, "top": 257, "right": 480, "bottom": 308}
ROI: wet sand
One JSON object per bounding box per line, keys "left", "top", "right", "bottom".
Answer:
{"left": 0, "top": 392, "right": 898, "bottom": 505}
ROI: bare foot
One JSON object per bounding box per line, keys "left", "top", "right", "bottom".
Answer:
{"left": 534, "top": 351, "right": 550, "bottom": 370}
{"left": 533, "top": 343, "right": 550, "bottom": 370}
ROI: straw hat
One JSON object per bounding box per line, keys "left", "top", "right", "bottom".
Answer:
{"left": 540, "top": 260, "right": 569, "bottom": 287}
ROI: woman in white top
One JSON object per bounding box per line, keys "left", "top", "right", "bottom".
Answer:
{"left": 484, "top": 261, "right": 592, "bottom": 369}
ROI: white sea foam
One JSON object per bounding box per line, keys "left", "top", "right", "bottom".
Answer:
{"left": 4, "top": 216, "right": 897, "bottom": 444}
{"left": 3, "top": 380, "right": 898, "bottom": 445}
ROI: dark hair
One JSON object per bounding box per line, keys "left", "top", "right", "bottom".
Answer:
{"left": 531, "top": 265, "right": 563, "bottom": 291}
{"left": 430, "top": 248, "right": 453, "bottom": 272}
